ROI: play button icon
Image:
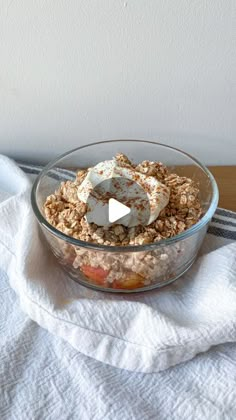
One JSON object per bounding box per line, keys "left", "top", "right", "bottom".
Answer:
{"left": 108, "top": 198, "right": 131, "bottom": 223}
{"left": 86, "top": 176, "right": 150, "bottom": 227}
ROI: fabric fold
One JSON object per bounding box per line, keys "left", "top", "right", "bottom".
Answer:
{"left": 1, "top": 155, "right": 236, "bottom": 373}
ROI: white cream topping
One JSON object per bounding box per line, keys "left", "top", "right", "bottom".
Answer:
{"left": 77, "top": 159, "right": 170, "bottom": 227}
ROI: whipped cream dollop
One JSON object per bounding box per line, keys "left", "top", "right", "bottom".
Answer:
{"left": 77, "top": 158, "right": 170, "bottom": 227}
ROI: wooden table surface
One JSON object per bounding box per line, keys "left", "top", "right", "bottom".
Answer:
{"left": 208, "top": 166, "right": 236, "bottom": 212}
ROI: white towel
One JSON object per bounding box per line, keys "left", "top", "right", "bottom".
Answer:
{"left": 1, "top": 155, "right": 236, "bottom": 373}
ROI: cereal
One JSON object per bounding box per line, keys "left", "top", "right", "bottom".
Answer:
{"left": 44, "top": 158, "right": 202, "bottom": 245}
{"left": 43, "top": 154, "right": 203, "bottom": 289}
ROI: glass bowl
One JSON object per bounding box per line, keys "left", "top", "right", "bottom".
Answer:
{"left": 31, "top": 140, "right": 219, "bottom": 293}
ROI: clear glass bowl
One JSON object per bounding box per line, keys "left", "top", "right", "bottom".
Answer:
{"left": 31, "top": 140, "right": 219, "bottom": 293}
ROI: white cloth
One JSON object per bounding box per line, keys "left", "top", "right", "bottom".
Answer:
{"left": 1, "top": 273, "right": 236, "bottom": 420}
{"left": 1, "top": 155, "right": 236, "bottom": 377}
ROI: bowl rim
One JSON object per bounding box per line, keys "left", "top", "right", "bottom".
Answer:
{"left": 31, "top": 139, "right": 219, "bottom": 253}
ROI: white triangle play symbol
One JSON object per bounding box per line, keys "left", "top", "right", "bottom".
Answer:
{"left": 108, "top": 198, "right": 131, "bottom": 223}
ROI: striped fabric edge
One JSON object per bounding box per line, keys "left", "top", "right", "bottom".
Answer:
{"left": 18, "top": 162, "right": 75, "bottom": 180}
{"left": 19, "top": 163, "right": 236, "bottom": 241}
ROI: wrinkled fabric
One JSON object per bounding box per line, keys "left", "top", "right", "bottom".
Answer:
{"left": 0, "top": 156, "right": 236, "bottom": 375}
{"left": 1, "top": 157, "right": 236, "bottom": 419}
{"left": 1, "top": 268, "right": 236, "bottom": 420}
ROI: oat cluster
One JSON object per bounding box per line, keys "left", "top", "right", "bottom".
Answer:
{"left": 44, "top": 154, "right": 202, "bottom": 246}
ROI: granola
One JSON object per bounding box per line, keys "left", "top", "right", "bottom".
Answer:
{"left": 43, "top": 153, "right": 203, "bottom": 290}
{"left": 44, "top": 154, "right": 202, "bottom": 245}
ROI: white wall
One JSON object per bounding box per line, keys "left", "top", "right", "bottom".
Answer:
{"left": 0, "top": 0, "right": 235, "bottom": 164}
